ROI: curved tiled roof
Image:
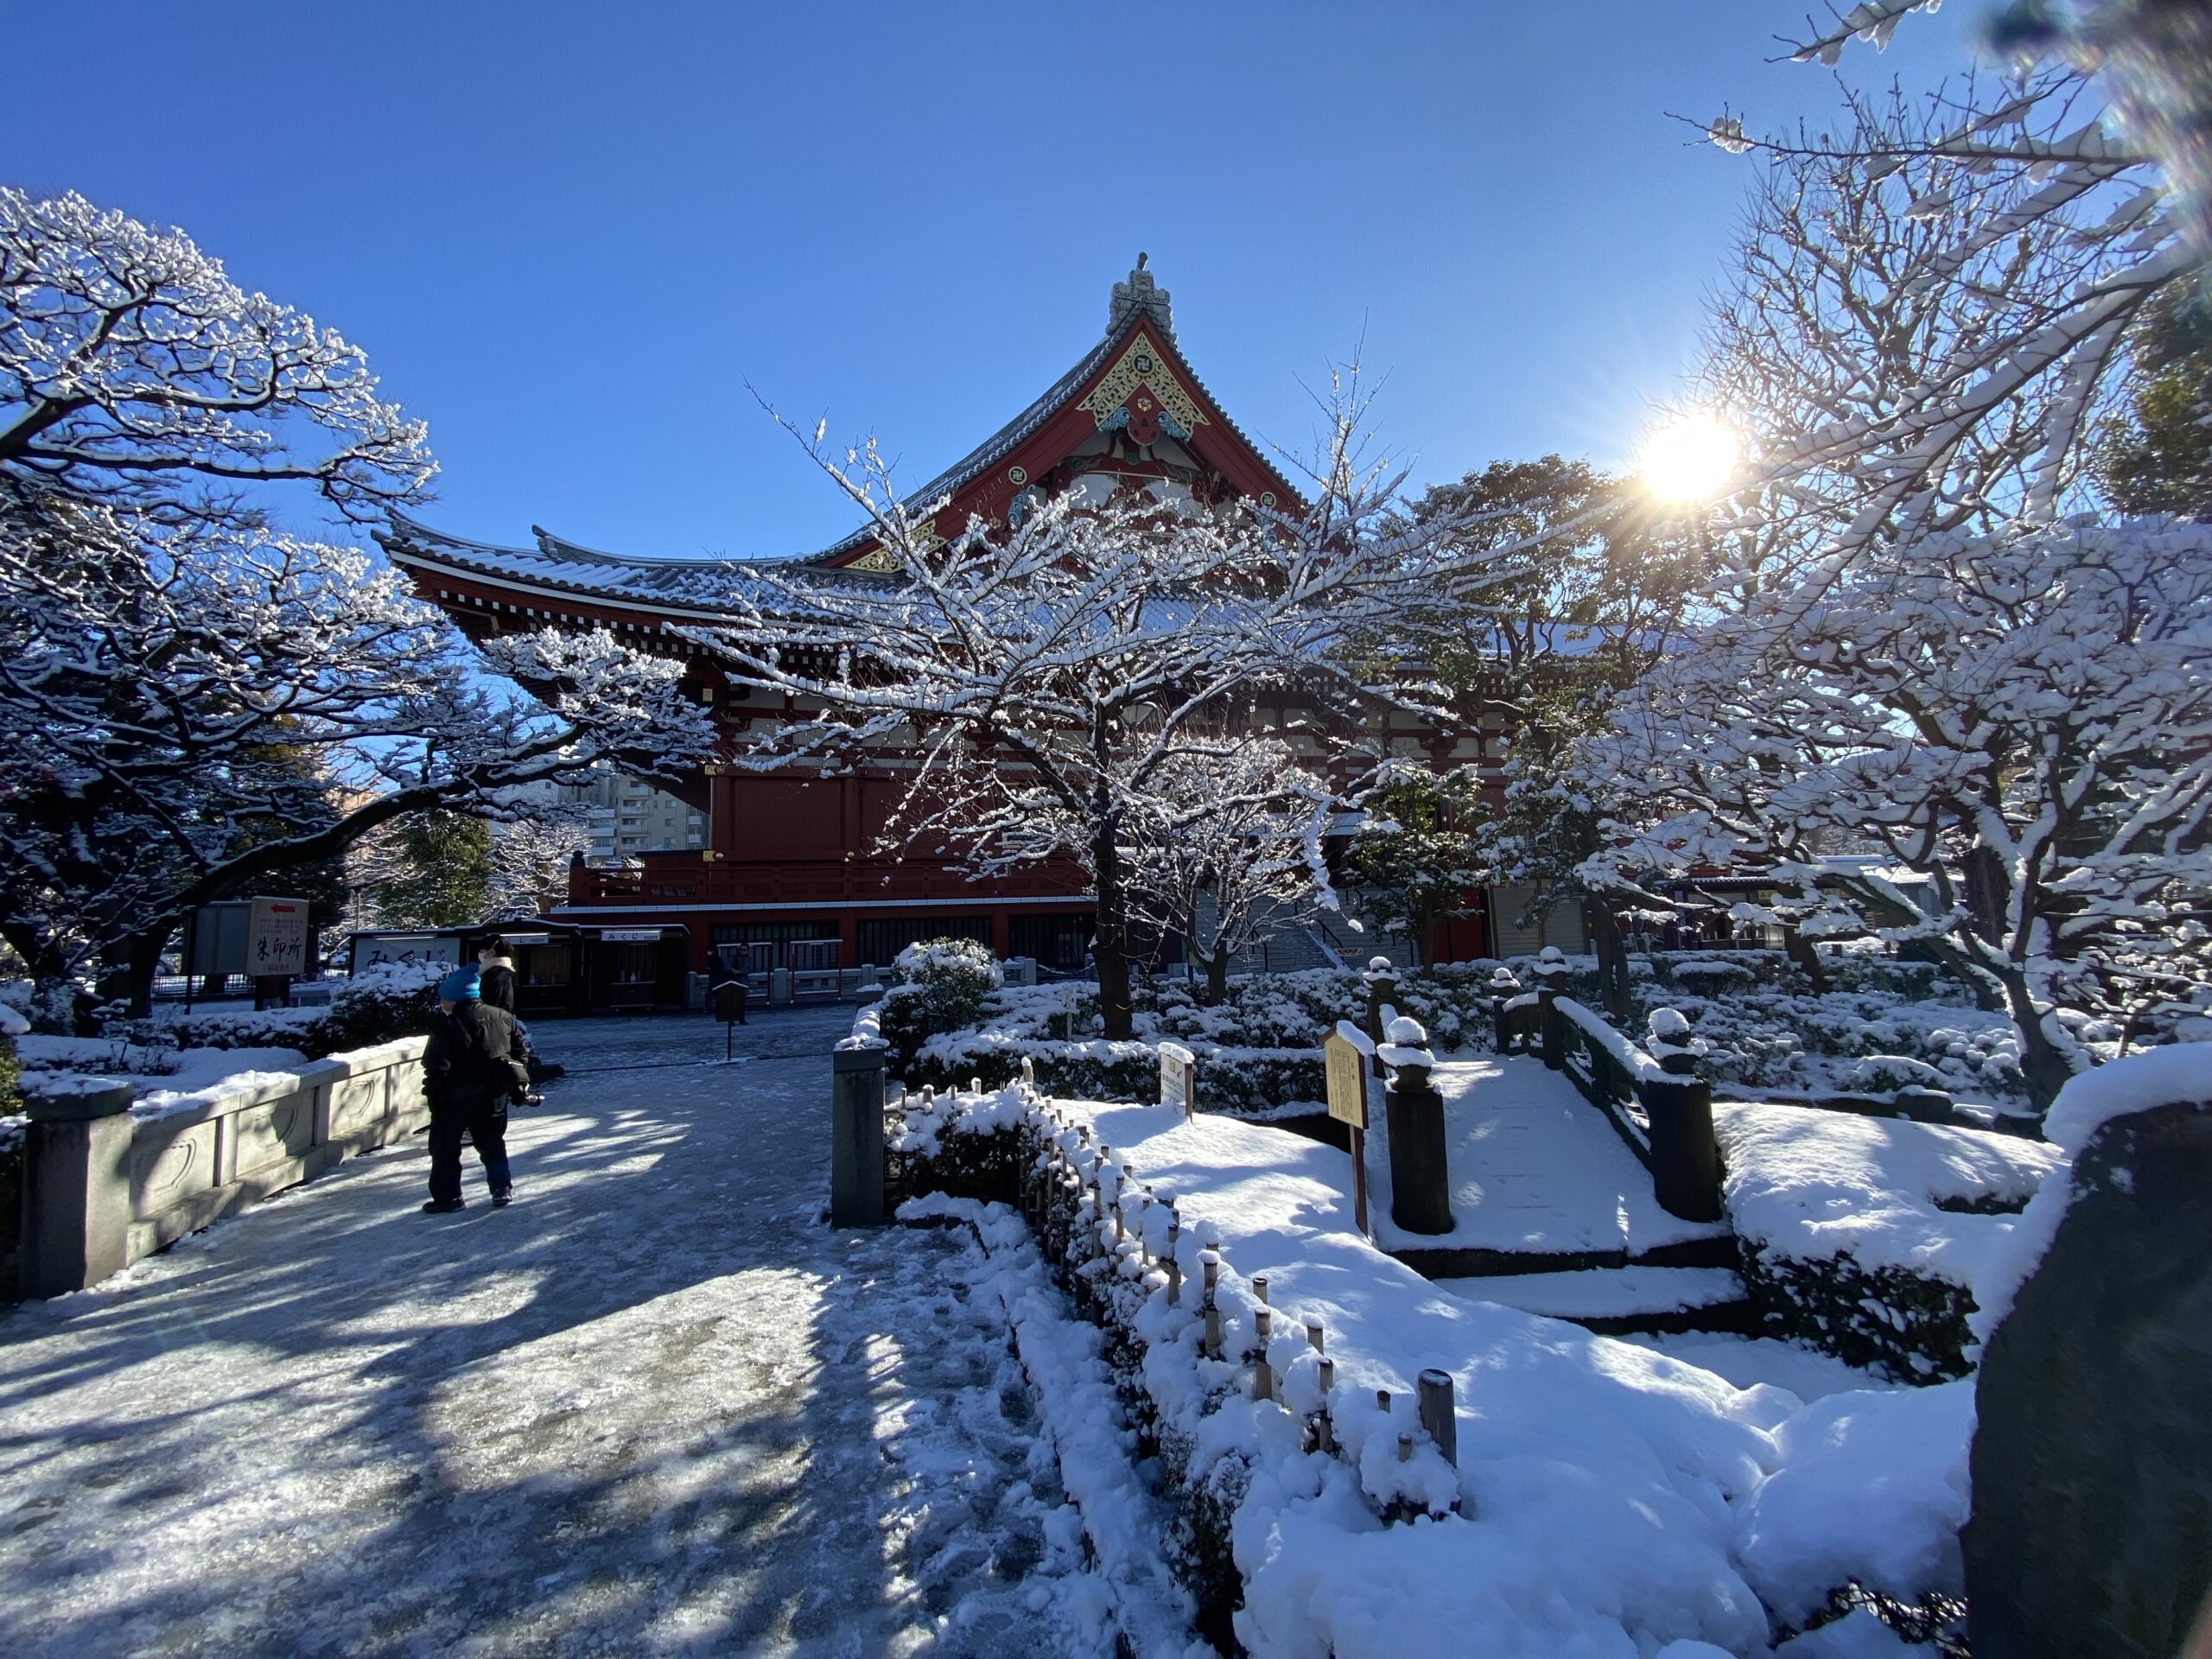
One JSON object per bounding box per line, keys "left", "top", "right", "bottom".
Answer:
{"left": 383, "top": 262, "right": 1303, "bottom": 601}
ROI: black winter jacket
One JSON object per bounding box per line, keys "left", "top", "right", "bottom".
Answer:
{"left": 479, "top": 962, "right": 518, "bottom": 1014}
{"left": 425, "top": 1001, "right": 525, "bottom": 1111}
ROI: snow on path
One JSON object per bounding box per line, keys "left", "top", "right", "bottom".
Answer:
{"left": 0, "top": 1007, "right": 1115, "bottom": 1658}
{"left": 1370, "top": 1056, "right": 1728, "bottom": 1256}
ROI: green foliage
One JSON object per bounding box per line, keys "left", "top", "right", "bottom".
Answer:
{"left": 0, "top": 1033, "right": 17, "bottom": 1117}
{"left": 372, "top": 811, "right": 493, "bottom": 929}
{"left": 1346, "top": 772, "right": 1481, "bottom": 969}
{"left": 2095, "top": 279, "right": 2212, "bottom": 521}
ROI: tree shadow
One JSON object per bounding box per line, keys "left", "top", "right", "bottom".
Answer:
{"left": 0, "top": 1007, "right": 1077, "bottom": 1656}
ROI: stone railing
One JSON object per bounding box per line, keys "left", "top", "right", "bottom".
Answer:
{"left": 17, "top": 1036, "right": 429, "bottom": 1298}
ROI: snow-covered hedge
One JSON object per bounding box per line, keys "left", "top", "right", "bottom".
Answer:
{"left": 1717, "top": 1103, "right": 2062, "bottom": 1380}
{"left": 155, "top": 963, "right": 446, "bottom": 1058}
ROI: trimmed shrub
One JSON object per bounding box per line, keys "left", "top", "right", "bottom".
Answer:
{"left": 1737, "top": 1239, "right": 1978, "bottom": 1382}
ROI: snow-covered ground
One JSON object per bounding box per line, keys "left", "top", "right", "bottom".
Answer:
{"left": 0, "top": 1007, "right": 1135, "bottom": 1657}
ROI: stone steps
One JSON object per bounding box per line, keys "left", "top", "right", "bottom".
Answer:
{"left": 1436, "top": 1264, "right": 1760, "bottom": 1338}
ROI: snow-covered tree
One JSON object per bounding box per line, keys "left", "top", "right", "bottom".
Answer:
{"left": 1583, "top": 518, "right": 2212, "bottom": 1110}
{"left": 696, "top": 383, "right": 1504, "bottom": 1038}
{"left": 1688, "top": 7, "right": 2196, "bottom": 554}
{"left": 0, "top": 491, "right": 715, "bottom": 1009}
{"left": 1123, "top": 741, "right": 1332, "bottom": 1006}
{"left": 1580, "top": 12, "right": 2212, "bottom": 1109}
{"left": 0, "top": 191, "right": 715, "bottom": 1015}
{"left": 0, "top": 187, "right": 430, "bottom": 525}
{"left": 490, "top": 815, "right": 594, "bottom": 918}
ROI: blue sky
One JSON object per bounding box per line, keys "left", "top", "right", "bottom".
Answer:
{"left": 13, "top": 3, "right": 1985, "bottom": 562}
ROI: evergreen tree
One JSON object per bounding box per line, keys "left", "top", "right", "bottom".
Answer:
{"left": 371, "top": 812, "right": 493, "bottom": 930}
{"left": 2095, "top": 280, "right": 2212, "bottom": 521}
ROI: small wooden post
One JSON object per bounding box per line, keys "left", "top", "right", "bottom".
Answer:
{"left": 1251, "top": 1274, "right": 1268, "bottom": 1306}
{"left": 1305, "top": 1316, "right": 1324, "bottom": 1353}
{"left": 1396, "top": 1433, "right": 1413, "bottom": 1463}
{"left": 1165, "top": 1213, "right": 1182, "bottom": 1303}
{"left": 1363, "top": 957, "right": 1397, "bottom": 1079}
{"left": 1252, "top": 1307, "right": 1274, "bottom": 1401}
{"left": 1417, "top": 1368, "right": 1458, "bottom": 1468}
{"left": 1201, "top": 1249, "right": 1222, "bottom": 1357}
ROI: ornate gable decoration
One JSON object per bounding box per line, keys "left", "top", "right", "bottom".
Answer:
{"left": 1077, "top": 338, "right": 1210, "bottom": 443}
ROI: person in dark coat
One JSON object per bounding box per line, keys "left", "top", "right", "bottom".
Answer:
{"left": 476, "top": 944, "right": 518, "bottom": 1014}
{"left": 422, "top": 965, "right": 526, "bottom": 1213}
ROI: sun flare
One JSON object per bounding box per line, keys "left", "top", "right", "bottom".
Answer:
{"left": 1637, "top": 410, "right": 1739, "bottom": 503}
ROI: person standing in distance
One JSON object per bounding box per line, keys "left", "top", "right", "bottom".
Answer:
{"left": 422, "top": 965, "right": 526, "bottom": 1213}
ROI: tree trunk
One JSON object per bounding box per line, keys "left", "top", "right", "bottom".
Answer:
{"left": 1205, "top": 946, "right": 1229, "bottom": 1007}
{"left": 1991, "top": 963, "right": 2084, "bottom": 1115}
{"left": 1090, "top": 822, "right": 1135, "bottom": 1039}
{"left": 1582, "top": 895, "right": 1633, "bottom": 1022}
{"left": 1782, "top": 925, "right": 1829, "bottom": 994}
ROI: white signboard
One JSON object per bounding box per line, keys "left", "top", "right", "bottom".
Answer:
{"left": 601, "top": 928, "right": 664, "bottom": 944}
{"left": 1158, "top": 1041, "right": 1196, "bottom": 1118}
{"left": 247, "top": 897, "right": 309, "bottom": 977}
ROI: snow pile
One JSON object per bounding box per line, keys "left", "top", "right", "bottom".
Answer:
{"left": 906, "top": 1083, "right": 1969, "bottom": 1656}
{"left": 1967, "top": 1046, "right": 2210, "bottom": 1346}
{"left": 1732, "top": 1382, "right": 1974, "bottom": 1624}
{"left": 1715, "top": 1102, "right": 2060, "bottom": 1287}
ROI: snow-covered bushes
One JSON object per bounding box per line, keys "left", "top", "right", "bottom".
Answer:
{"left": 874, "top": 938, "right": 1005, "bottom": 1066}
{"left": 1717, "top": 1103, "right": 2061, "bottom": 1380}
{"left": 157, "top": 963, "right": 444, "bottom": 1058}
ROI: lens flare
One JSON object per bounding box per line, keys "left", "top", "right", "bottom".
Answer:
{"left": 1637, "top": 410, "right": 1739, "bottom": 503}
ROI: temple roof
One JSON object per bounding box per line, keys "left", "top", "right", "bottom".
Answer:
{"left": 381, "top": 259, "right": 1303, "bottom": 610}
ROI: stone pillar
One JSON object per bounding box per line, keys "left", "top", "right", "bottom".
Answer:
{"left": 769, "top": 966, "right": 793, "bottom": 1007}
{"left": 1382, "top": 1023, "right": 1452, "bottom": 1236}
{"left": 1967, "top": 1092, "right": 2212, "bottom": 1659}
{"left": 830, "top": 1046, "right": 887, "bottom": 1227}
{"left": 20, "top": 1080, "right": 137, "bottom": 1298}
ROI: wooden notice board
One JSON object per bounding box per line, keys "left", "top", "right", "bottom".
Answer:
{"left": 1324, "top": 1026, "right": 1372, "bottom": 1235}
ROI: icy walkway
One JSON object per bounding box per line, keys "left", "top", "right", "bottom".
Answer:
{"left": 1370, "top": 1055, "right": 1731, "bottom": 1261}
{"left": 0, "top": 1007, "right": 1114, "bottom": 1658}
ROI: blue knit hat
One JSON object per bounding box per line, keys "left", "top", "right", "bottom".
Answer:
{"left": 438, "top": 965, "right": 481, "bottom": 1002}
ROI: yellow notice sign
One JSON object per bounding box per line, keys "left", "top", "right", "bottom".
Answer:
{"left": 1325, "top": 1031, "right": 1369, "bottom": 1129}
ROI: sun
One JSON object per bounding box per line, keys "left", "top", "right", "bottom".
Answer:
{"left": 1637, "top": 410, "right": 1739, "bottom": 503}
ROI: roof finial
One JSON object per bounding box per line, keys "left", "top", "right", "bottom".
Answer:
{"left": 1109, "top": 255, "right": 1173, "bottom": 339}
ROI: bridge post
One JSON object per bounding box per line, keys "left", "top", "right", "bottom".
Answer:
{"left": 1363, "top": 957, "right": 1396, "bottom": 1080}
{"left": 1635, "top": 1031, "right": 1722, "bottom": 1222}
{"left": 20, "top": 1080, "right": 136, "bottom": 1298}
{"left": 830, "top": 1046, "right": 887, "bottom": 1227}
{"left": 1381, "top": 1019, "right": 1452, "bottom": 1236}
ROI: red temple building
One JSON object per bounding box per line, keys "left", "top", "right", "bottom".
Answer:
{"left": 385, "top": 263, "right": 1560, "bottom": 995}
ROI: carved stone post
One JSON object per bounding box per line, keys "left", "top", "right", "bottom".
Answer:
{"left": 20, "top": 1080, "right": 137, "bottom": 1298}
{"left": 830, "top": 1045, "right": 887, "bottom": 1227}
